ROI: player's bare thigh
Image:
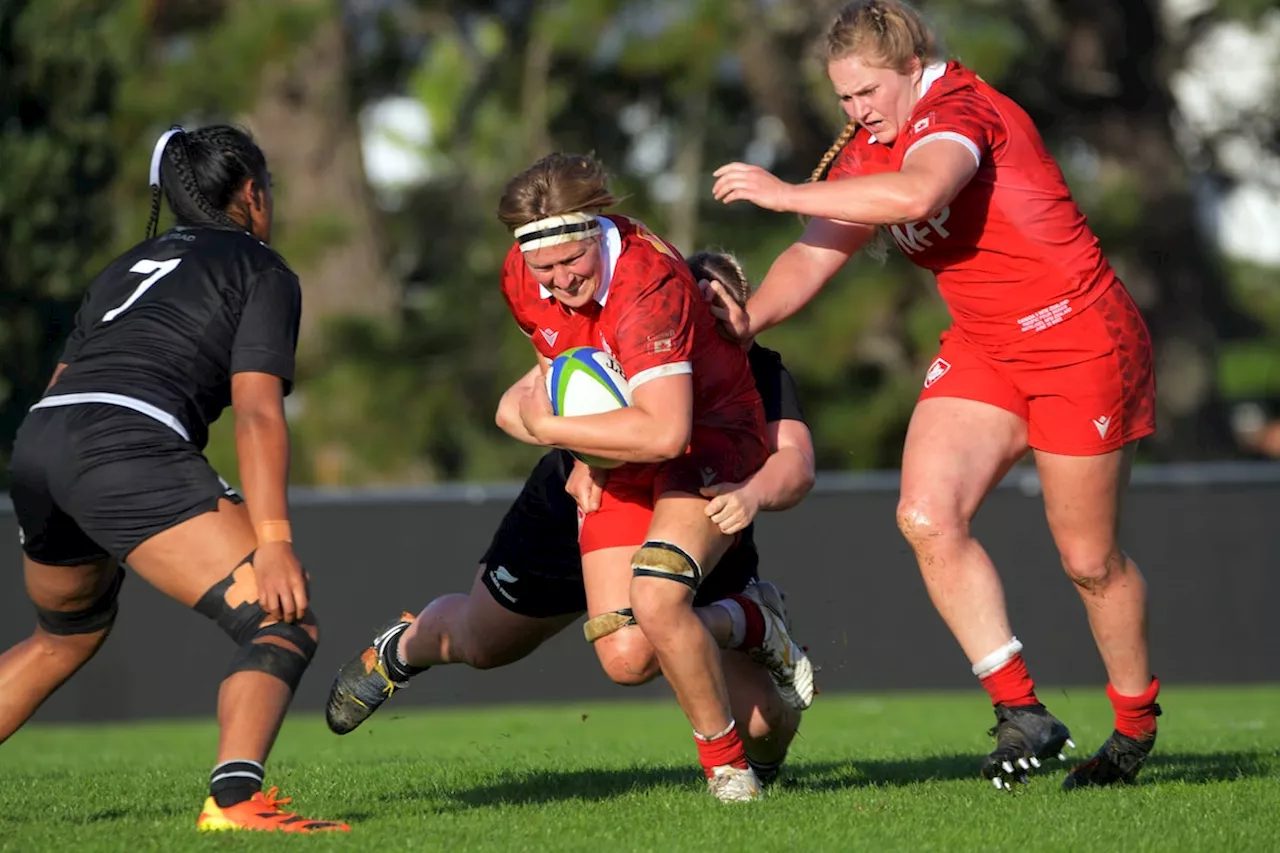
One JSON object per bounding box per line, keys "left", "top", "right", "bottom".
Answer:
{"left": 647, "top": 492, "right": 735, "bottom": 579}
{"left": 460, "top": 563, "right": 579, "bottom": 668}
{"left": 122, "top": 497, "right": 263, "bottom": 609}
{"left": 897, "top": 397, "right": 1029, "bottom": 543}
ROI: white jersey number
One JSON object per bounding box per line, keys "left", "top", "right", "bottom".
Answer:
{"left": 102, "top": 258, "right": 183, "bottom": 323}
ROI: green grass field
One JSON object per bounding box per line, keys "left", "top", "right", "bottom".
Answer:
{"left": 1, "top": 686, "right": 1276, "bottom": 852}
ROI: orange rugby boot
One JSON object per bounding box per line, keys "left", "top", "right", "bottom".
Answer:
{"left": 197, "top": 787, "right": 350, "bottom": 833}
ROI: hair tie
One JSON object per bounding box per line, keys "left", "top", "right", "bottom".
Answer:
{"left": 149, "top": 126, "right": 185, "bottom": 188}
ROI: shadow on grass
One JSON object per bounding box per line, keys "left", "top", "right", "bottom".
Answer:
{"left": 375, "top": 749, "right": 1278, "bottom": 812}
{"left": 1144, "top": 750, "right": 1278, "bottom": 784}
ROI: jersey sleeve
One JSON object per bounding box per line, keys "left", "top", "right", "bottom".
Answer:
{"left": 902, "top": 88, "right": 1000, "bottom": 169}
{"left": 500, "top": 244, "right": 536, "bottom": 337}
{"left": 611, "top": 270, "right": 695, "bottom": 391}
{"left": 748, "top": 345, "right": 806, "bottom": 424}
{"left": 826, "top": 143, "right": 861, "bottom": 182}
{"left": 231, "top": 266, "right": 302, "bottom": 393}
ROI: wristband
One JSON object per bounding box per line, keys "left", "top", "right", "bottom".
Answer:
{"left": 256, "top": 521, "right": 293, "bottom": 544}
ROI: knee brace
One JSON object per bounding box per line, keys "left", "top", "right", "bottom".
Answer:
{"left": 35, "top": 565, "right": 125, "bottom": 636}
{"left": 224, "top": 621, "right": 317, "bottom": 692}
{"left": 194, "top": 555, "right": 317, "bottom": 692}
{"left": 583, "top": 608, "right": 637, "bottom": 643}
{"left": 631, "top": 540, "right": 701, "bottom": 590}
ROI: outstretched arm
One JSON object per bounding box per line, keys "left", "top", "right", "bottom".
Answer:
{"left": 713, "top": 139, "right": 979, "bottom": 225}
{"left": 712, "top": 217, "right": 874, "bottom": 341}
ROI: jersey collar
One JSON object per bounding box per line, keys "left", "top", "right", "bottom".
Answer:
{"left": 866, "top": 61, "right": 948, "bottom": 144}
{"left": 537, "top": 215, "right": 621, "bottom": 305}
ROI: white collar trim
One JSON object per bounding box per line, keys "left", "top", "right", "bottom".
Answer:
{"left": 537, "top": 216, "right": 620, "bottom": 305}
{"left": 866, "top": 61, "right": 949, "bottom": 144}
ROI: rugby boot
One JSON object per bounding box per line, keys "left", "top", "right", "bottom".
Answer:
{"left": 739, "top": 580, "right": 815, "bottom": 711}
{"left": 1062, "top": 710, "right": 1160, "bottom": 791}
{"left": 197, "top": 788, "right": 350, "bottom": 833}
{"left": 983, "top": 702, "right": 1075, "bottom": 790}
{"left": 706, "top": 765, "right": 762, "bottom": 802}
{"left": 325, "top": 612, "right": 415, "bottom": 735}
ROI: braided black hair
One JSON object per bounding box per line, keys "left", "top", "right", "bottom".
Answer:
{"left": 145, "top": 125, "right": 268, "bottom": 239}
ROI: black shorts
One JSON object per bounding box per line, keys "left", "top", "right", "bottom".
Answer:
{"left": 8, "top": 404, "right": 240, "bottom": 565}
{"left": 479, "top": 450, "right": 759, "bottom": 618}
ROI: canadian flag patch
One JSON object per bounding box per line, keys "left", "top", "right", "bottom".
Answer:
{"left": 924, "top": 357, "right": 951, "bottom": 388}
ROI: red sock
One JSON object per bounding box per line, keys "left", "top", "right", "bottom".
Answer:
{"left": 979, "top": 652, "right": 1040, "bottom": 707}
{"left": 727, "top": 594, "right": 765, "bottom": 650}
{"left": 1109, "top": 676, "right": 1160, "bottom": 740}
{"left": 694, "top": 723, "right": 749, "bottom": 778}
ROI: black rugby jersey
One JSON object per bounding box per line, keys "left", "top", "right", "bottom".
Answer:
{"left": 40, "top": 225, "right": 301, "bottom": 450}
{"left": 748, "top": 343, "right": 805, "bottom": 426}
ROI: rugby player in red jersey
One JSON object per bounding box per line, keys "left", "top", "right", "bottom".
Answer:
{"left": 330, "top": 155, "right": 812, "bottom": 802}
{"left": 710, "top": 0, "right": 1160, "bottom": 791}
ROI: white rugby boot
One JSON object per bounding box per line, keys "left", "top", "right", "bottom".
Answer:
{"left": 706, "top": 765, "right": 762, "bottom": 802}
{"left": 739, "top": 580, "right": 815, "bottom": 711}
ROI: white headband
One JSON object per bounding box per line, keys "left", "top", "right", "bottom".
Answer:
{"left": 513, "top": 212, "right": 601, "bottom": 252}
{"left": 149, "top": 127, "right": 185, "bottom": 188}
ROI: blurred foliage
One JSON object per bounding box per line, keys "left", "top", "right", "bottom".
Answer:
{"left": 4, "top": 0, "right": 1279, "bottom": 489}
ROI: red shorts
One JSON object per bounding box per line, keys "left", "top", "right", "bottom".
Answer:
{"left": 919, "top": 283, "right": 1156, "bottom": 455}
{"left": 579, "top": 426, "right": 768, "bottom": 554}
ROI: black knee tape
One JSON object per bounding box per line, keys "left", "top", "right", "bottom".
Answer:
{"left": 193, "top": 553, "right": 268, "bottom": 645}
{"left": 227, "top": 641, "right": 311, "bottom": 693}
{"left": 632, "top": 540, "right": 701, "bottom": 590}
{"left": 36, "top": 566, "right": 126, "bottom": 635}
{"left": 227, "top": 621, "right": 317, "bottom": 692}
{"left": 256, "top": 621, "right": 318, "bottom": 660}
{"left": 194, "top": 554, "right": 317, "bottom": 692}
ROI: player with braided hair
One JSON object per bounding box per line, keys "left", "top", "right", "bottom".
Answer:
{"left": 711, "top": 0, "right": 1161, "bottom": 792}
{"left": 3, "top": 125, "right": 347, "bottom": 833}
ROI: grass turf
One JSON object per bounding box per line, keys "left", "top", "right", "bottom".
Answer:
{"left": 1, "top": 685, "right": 1276, "bottom": 852}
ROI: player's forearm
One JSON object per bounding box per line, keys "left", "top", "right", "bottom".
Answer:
{"left": 536, "top": 407, "right": 689, "bottom": 463}
{"left": 747, "top": 244, "right": 840, "bottom": 337}
{"left": 495, "top": 366, "right": 544, "bottom": 445}
{"left": 780, "top": 171, "right": 935, "bottom": 225}
{"left": 235, "top": 407, "right": 292, "bottom": 532}
{"left": 742, "top": 447, "right": 815, "bottom": 512}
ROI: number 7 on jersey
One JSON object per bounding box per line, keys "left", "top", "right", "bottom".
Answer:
{"left": 102, "top": 258, "right": 183, "bottom": 323}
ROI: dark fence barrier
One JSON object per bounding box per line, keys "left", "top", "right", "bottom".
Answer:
{"left": 2, "top": 463, "right": 1277, "bottom": 724}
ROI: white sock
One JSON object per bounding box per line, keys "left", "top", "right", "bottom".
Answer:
{"left": 711, "top": 599, "right": 747, "bottom": 648}
{"left": 694, "top": 719, "right": 737, "bottom": 741}
{"left": 971, "top": 636, "right": 1024, "bottom": 678}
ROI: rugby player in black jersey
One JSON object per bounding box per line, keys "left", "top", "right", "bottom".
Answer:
{"left": 1, "top": 125, "right": 347, "bottom": 833}
{"left": 327, "top": 251, "right": 817, "bottom": 789}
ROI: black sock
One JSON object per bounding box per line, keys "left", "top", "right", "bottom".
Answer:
{"left": 210, "top": 759, "right": 265, "bottom": 807}
{"left": 379, "top": 624, "right": 427, "bottom": 683}
{"left": 748, "top": 756, "right": 785, "bottom": 786}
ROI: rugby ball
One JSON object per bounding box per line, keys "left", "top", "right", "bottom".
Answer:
{"left": 546, "top": 346, "right": 633, "bottom": 468}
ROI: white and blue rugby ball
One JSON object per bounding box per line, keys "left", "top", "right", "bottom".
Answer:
{"left": 546, "top": 346, "right": 633, "bottom": 468}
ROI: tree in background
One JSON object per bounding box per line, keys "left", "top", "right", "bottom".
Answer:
{"left": 3, "top": 0, "right": 1277, "bottom": 489}
{"left": 0, "top": 1, "right": 123, "bottom": 484}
